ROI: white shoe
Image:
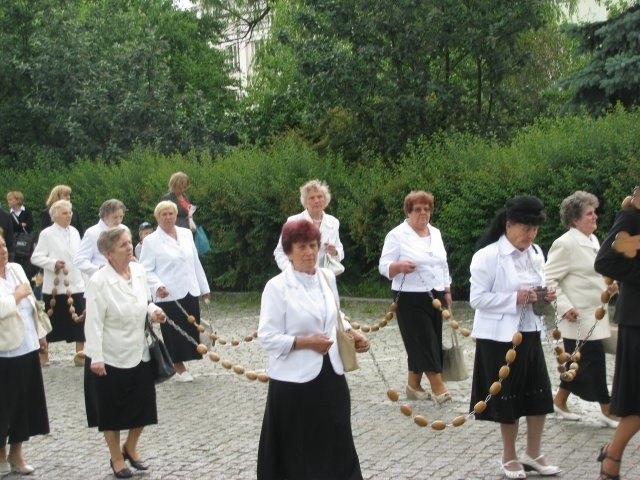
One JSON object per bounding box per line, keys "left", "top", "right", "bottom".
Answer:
{"left": 520, "top": 453, "right": 561, "bottom": 476}
{"left": 0, "top": 460, "right": 10, "bottom": 474}
{"left": 500, "top": 459, "right": 525, "bottom": 479}
{"left": 597, "top": 412, "right": 620, "bottom": 429}
{"left": 175, "top": 371, "right": 194, "bottom": 383}
{"left": 405, "top": 384, "right": 431, "bottom": 400}
{"left": 553, "top": 404, "right": 581, "bottom": 421}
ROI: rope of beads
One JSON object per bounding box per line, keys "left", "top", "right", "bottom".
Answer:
{"left": 380, "top": 290, "right": 531, "bottom": 431}
{"left": 161, "top": 304, "right": 270, "bottom": 384}
{"left": 47, "top": 266, "right": 84, "bottom": 323}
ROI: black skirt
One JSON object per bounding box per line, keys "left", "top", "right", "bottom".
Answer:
{"left": 559, "top": 339, "right": 610, "bottom": 403}
{"left": 257, "top": 356, "right": 363, "bottom": 480}
{"left": 470, "top": 332, "right": 553, "bottom": 424}
{"left": 157, "top": 294, "right": 202, "bottom": 363}
{"left": 393, "top": 290, "right": 444, "bottom": 373}
{"left": 0, "top": 350, "right": 50, "bottom": 447}
{"left": 610, "top": 325, "right": 640, "bottom": 417}
{"left": 43, "top": 293, "right": 86, "bottom": 343}
{"left": 84, "top": 357, "right": 157, "bottom": 431}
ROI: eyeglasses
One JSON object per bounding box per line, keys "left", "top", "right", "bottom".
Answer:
{"left": 412, "top": 206, "right": 432, "bottom": 213}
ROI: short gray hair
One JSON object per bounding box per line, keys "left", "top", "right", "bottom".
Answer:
{"left": 559, "top": 191, "right": 599, "bottom": 228}
{"left": 99, "top": 199, "right": 126, "bottom": 220}
{"left": 299, "top": 179, "right": 331, "bottom": 208}
{"left": 49, "top": 199, "right": 73, "bottom": 222}
{"left": 97, "top": 226, "right": 130, "bottom": 255}
{"left": 154, "top": 200, "right": 178, "bottom": 220}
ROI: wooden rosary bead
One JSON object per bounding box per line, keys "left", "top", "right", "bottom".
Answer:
{"left": 389, "top": 302, "right": 398, "bottom": 312}
{"left": 432, "top": 298, "right": 442, "bottom": 310}
{"left": 512, "top": 332, "right": 523, "bottom": 346}
{"left": 498, "top": 365, "right": 510, "bottom": 380}
{"left": 442, "top": 310, "right": 452, "bottom": 320}
{"left": 351, "top": 322, "right": 361, "bottom": 330}
{"left": 196, "top": 324, "right": 205, "bottom": 333}
{"left": 231, "top": 339, "right": 240, "bottom": 346}
{"left": 208, "top": 352, "right": 220, "bottom": 362}
{"left": 489, "top": 381, "right": 502, "bottom": 396}
{"left": 600, "top": 291, "right": 611, "bottom": 303}
{"left": 552, "top": 329, "right": 562, "bottom": 340}
{"left": 414, "top": 415, "right": 428, "bottom": 427}
{"left": 448, "top": 319, "right": 458, "bottom": 329}
{"left": 187, "top": 315, "right": 196, "bottom": 324}
{"left": 431, "top": 420, "right": 446, "bottom": 431}
{"left": 474, "top": 401, "right": 487, "bottom": 414}
{"left": 196, "top": 344, "right": 208, "bottom": 354}
{"left": 232, "top": 365, "right": 245, "bottom": 375}
{"left": 384, "top": 312, "right": 394, "bottom": 321}
{"left": 244, "top": 335, "right": 254, "bottom": 342}
{"left": 257, "top": 373, "right": 269, "bottom": 383}
{"left": 505, "top": 349, "right": 517, "bottom": 363}
{"left": 386, "top": 389, "right": 400, "bottom": 402}
{"left": 221, "top": 359, "right": 233, "bottom": 369}
{"left": 452, "top": 416, "right": 466, "bottom": 427}
{"left": 245, "top": 371, "right": 258, "bottom": 381}
{"left": 595, "top": 307, "right": 606, "bottom": 320}
{"left": 460, "top": 328, "right": 471, "bottom": 337}
{"left": 400, "top": 405, "right": 412, "bottom": 416}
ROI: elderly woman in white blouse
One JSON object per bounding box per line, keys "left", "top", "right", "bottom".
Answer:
{"left": 31, "top": 199, "right": 86, "bottom": 367}
{"left": 544, "top": 191, "right": 618, "bottom": 428}
{"left": 139, "top": 201, "right": 210, "bottom": 383}
{"left": 274, "top": 179, "right": 344, "bottom": 273}
{"left": 74, "top": 199, "right": 126, "bottom": 284}
{"left": 258, "top": 219, "right": 369, "bottom": 479}
{"left": 84, "top": 227, "right": 165, "bottom": 478}
{"left": 379, "top": 190, "right": 452, "bottom": 404}
{"left": 0, "top": 237, "right": 49, "bottom": 475}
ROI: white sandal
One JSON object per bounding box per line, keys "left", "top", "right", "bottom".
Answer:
{"left": 500, "top": 459, "right": 525, "bottom": 479}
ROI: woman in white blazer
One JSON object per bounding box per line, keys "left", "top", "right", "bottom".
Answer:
{"left": 544, "top": 191, "right": 618, "bottom": 428}
{"left": 378, "top": 190, "right": 452, "bottom": 404}
{"left": 0, "top": 237, "right": 49, "bottom": 475}
{"left": 258, "top": 219, "right": 369, "bottom": 480}
{"left": 469, "top": 196, "right": 560, "bottom": 479}
{"left": 273, "top": 179, "right": 344, "bottom": 273}
{"left": 83, "top": 227, "right": 165, "bottom": 479}
{"left": 74, "top": 198, "right": 126, "bottom": 284}
{"left": 31, "top": 200, "right": 86, "bottom": 366}
{"left": 139, "top": 201, "right": 210, "bottom": 382}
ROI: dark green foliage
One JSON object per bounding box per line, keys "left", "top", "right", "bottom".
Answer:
{"left": 562, "top": 4, "right": 640, "bottom": 115}
{"left": 0, "top": 0, "right": 237, "bottom": 168}
{"left": 3, "top": 110, "right": 640, "bottom": 297}
{"left": 243, "top": 0, "right": 576, "bottom": 161}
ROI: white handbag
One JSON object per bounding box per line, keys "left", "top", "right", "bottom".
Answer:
{"left": 322, "top": 254, "right": 345, "bottom": 276}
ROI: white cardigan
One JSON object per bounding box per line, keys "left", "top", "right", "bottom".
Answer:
{"left": 31, "top": 223, "right": 85, "bottom": 295}
{"left": 544, "top": 228, "right": 611, "bottom": 340}
{"left": 84, "top": 262, "right": 160, "bottom": 368}
{"left": 470, "top": 235, "right": 546, "bottom": 342}
{"left": 258, "top": 266, "right": 350, "bottom": 382}
{"left": 139, "top": 226, "right": 210, "bottom": 302}
{"left": 273, "top": 210, "right": 344, "bottom": 271}
{"left": 378, "top": 220, "right": 451, "bottom": 292}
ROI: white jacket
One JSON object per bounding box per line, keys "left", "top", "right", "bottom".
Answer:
{"left": 379, "top": 220, "right": 450, "bottom": 292}
{"left": 273, "top": 210, "right": 344, "bottom": 271}
{"left": 84, "top": 261, "right": 160, "bottom": 368}
{"left": 470, "top": 235, "right": 546, "bottom": 342}
{"left": 258, "top": 266, "right": 350, "bottom": 382}
{"left": 31, "top": 223, "right": 85, "bottom": 295}
{"left": 139, "top": 226, "right": 210, "bottom": 302}
{"left": 544, "top": 228, "right": 611, "bottom": 340}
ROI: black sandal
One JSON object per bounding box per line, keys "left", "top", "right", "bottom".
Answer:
{"left": 597, "top": 444, "right": 621, "bottom": 480}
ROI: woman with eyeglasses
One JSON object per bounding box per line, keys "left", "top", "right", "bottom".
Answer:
{"left": 378, "top": 190, "right": 452, "bottom": 404}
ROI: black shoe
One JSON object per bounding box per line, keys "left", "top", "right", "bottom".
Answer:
{"left": 110, "top": 459, "right": 133, "bottom": 478}
{"left": 597, "top": 444, "right": 620, "bottom": 480}
{"left": 122, "top": 448, "right": 149, "bottom": 471}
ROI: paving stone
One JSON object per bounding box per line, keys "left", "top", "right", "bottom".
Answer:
{"left": 14, "top": 298, "right": 640, "bottom": 479}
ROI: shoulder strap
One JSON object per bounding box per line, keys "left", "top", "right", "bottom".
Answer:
{"left": 320, "top": 269, "right": 345, "bottom": 333}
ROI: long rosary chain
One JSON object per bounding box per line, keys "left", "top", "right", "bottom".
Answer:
{"left": 47, "top": 267, "right": 84, "bottom": 323}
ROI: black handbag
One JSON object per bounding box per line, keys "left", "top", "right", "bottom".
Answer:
{"left": 145, "top": 319, "right": 176, "bottom": 384}
{"left": 11, "top": 213, "right": 34, "bottom": 258}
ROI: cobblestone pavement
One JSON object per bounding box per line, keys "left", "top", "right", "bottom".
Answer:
{"left": 9, "top": 297, "right": 640, "bottom": 480}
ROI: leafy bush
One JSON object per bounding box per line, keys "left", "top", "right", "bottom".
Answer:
{"left": 2, "top": 110, "right": 640, "bottom": 297}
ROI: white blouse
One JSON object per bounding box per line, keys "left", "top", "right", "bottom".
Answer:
{"left": 0, "top": 267, "right": 40, "bottom": 357}
{"left": 378, "top": 220, "right": 451, "bottom": 292}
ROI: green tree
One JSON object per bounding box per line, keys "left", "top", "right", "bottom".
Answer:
{"left": 0, "top": 0, "right": 237, "bottom": 167}
{"left": 242, "top": 0, "right": 579, "bottom": 161}
{"left": 561, "top": 3, "right": 640, "bottom": 115}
